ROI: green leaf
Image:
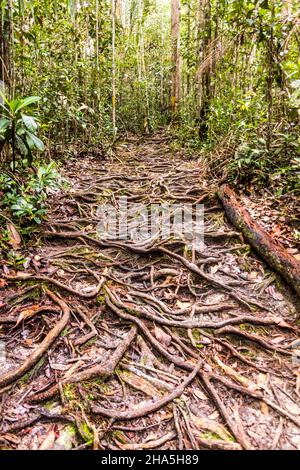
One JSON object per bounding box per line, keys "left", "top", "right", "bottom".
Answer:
{"left": 0, "top": 89, "right": 11, "bottom": 109}
{"left": 21, "top": 114, "right": 38, "bottom": 132}
{"left": 0, "top": 118, "right": 10, "bottom": 132}
{"left": 9, "top": 98, "right": 22, "bottom": 113}
{"left": 16, "top": 127, "right": 26, "bottom": 136}
{"left": 15, "top": 96, "right": 40, "bottom": 113}
{"left": 16, "top": 135, "right": 29, "bottom": 156}
{"left": 25, "top": 131, "right": 45, "bottom": 151}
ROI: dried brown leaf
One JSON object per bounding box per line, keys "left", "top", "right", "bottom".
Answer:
{"left": 260, "top": 401, "right": 269, "bottom": 416}
{"left": 214, "top": 355, "right": 259, "bottom": 390}
{"left": 39, "top": 430, "right": 56, "bottom": 450}
{"left": 6, "top": 223, "right": 21, "bottom": 249}
{"left": 16, "top": 305, "right": 40, "bottom": 326}
{"left": 120, "top": 370, "right": 160, "bottom": 397}
{"left": 191, "top": 412, "right": 233, "bottom": 442}
{"left": 0, "top": 279, "right": 7, "bottom": 289}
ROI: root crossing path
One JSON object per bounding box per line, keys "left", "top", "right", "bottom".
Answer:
{"left": 1, "top": 134, "right": 300, "bottom": 450}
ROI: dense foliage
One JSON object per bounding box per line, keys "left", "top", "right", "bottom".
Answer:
{"left": 177, "top": 0, "right": 300, "bottom": 192}
{"left": 0, "top": 0, "right": 299, "bottom": 192}
{"left": 0, "top": 94, "right": 44, "bottom": 170}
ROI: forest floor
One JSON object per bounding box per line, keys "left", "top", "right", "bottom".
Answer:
{"left": 1, "top": 133, "right": 300, "bottom": 450}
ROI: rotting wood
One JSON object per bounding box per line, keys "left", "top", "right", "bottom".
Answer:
{"left": 218, "top": 184, "right": 300, "bottom": 297}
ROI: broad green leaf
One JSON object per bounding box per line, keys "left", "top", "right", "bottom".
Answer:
{"left": 0, "top": 118, "right": 10, "bottom": 132}
{"left": 25, "top": 131, "right": 45, "bottom": 151}
{"left": 16, "top": 135, "right": 29, "bottom": 156}
{"left": 21, "top": 114, "right": 38, "bottom": 132}
{"left": 25, "top": 132, "right": 35, "bottom": 150}
{"left": 16, "top": 127, "right": 26, "bottom": 136}
{"left": 15, "top": 96, "right": 40, "bottom": 113}
{"left": 0, "top": 89, "right": 11, "bottom": 108}
{"left": 9, "top": 98, "right": 22, "bottom": 112}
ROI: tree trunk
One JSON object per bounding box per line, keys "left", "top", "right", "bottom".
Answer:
{"left": 218, "top": 185, "right": 300, "bottom": 297}
{"left": 198, "top": 0, "right": 211, "bottom": 138}
{"left": 112, "top": 0, "right": 117, "bottom": 137}
{"left": 0, "top": 3, "right": 11, "bottom": 89}
{"left": 171, "top": 0, "right": 181, "bottom": 115}
{"left": 186, "top": 2, "right": 191, "bottom": 95}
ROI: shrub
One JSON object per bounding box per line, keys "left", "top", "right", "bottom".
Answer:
{"left": 0, "top": 163, "right": 62, "bottom": 225}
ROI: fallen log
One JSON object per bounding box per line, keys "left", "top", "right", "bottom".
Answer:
{"left": 218, "top": 185, "right": 300, "bottom": 297}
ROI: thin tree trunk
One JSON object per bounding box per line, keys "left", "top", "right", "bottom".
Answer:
{"left": 171, "top": 0, "right": 181, "bottom": 115}
{"left": 96, "top": 0, "right": 100, "bottom": 73}
{"left": 0, "top": 3, "right": 11, "bottom": 91}
{"left": 160, "top": 8, "right": 164, "bottom": 110}
{"left": 112, "top": 0, "right": 117, "bottom": 137}
{"left": 186, "top": 2, "right": 191, "bottom": 96}
{"left": 138, "top": 0, "right": 150, "bottom": 133}
{"left": 198, "top": 0, "right": 211, "bottom": 138}
{"left": 0, "top": 10, "right": 7, "bottom": 85}
{"left": 266, "top": 2, "right": 275, "bottom": 150}
{"left": 8, "top": 0, "right": 14, "bottom": 96}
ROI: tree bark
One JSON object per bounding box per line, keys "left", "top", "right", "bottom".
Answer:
{"left": 198, "top": 0, "right": 211, "bottom": 138}
{"left": 0, "top": 4, "right": 10, "bottom": 88}
{"left": 171, "top": 0, "right": 181, "bottom": 115}
{"left": 112, "top": 0, "right": 117, "bottom": 137}
{"left": 218, "top": 185, "right": 300, "bottom": 297}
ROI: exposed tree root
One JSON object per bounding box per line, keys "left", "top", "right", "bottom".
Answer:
{"left": 91, "top": 360, "right": 202, "bottom": 419}
{"left": 4, "top": 272, "right": 105, "bottom": 299}
{"left": 110, "top": 431, "right": 177, "bottom": 450}
{"left": 200, "top": 373, "right": 252, "bottom": 450}
{"left": 68, "top": 325, "right": 137, "bottom": 383}
{"left": 105, "top": 291, "right": 300, "bottom": 430}
{"left": 0, "top": 306, "right": 60, "bottom": 324}
{"left": 0, "top": 289, "right": 70, "bottom": 391}
{"left": 43, "top": 229, "right": 264, "bottom": 310}
{"left": 26, "top": 325, "right": 137, "bottom": 402}
{"left": 1, "top": 135, "right": 299, "bottom": 450}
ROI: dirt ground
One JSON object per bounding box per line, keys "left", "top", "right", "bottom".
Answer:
{"left": 0, "top": 134, "right": 300, "bottom": 450}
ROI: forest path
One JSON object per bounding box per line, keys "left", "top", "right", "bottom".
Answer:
{"left": 1, "top": 133, "right": 300, "bottom": 450}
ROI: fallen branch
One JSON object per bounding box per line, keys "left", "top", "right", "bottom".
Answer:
{"left": 218, "top": 185, "right": 300, "bottom": 297}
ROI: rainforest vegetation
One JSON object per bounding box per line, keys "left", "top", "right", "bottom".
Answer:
{"left": 0, "top": 0, "right": 300, "bottom": 452}
{"left": 1, "top": 1, "right": 299, "bottom": 191}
